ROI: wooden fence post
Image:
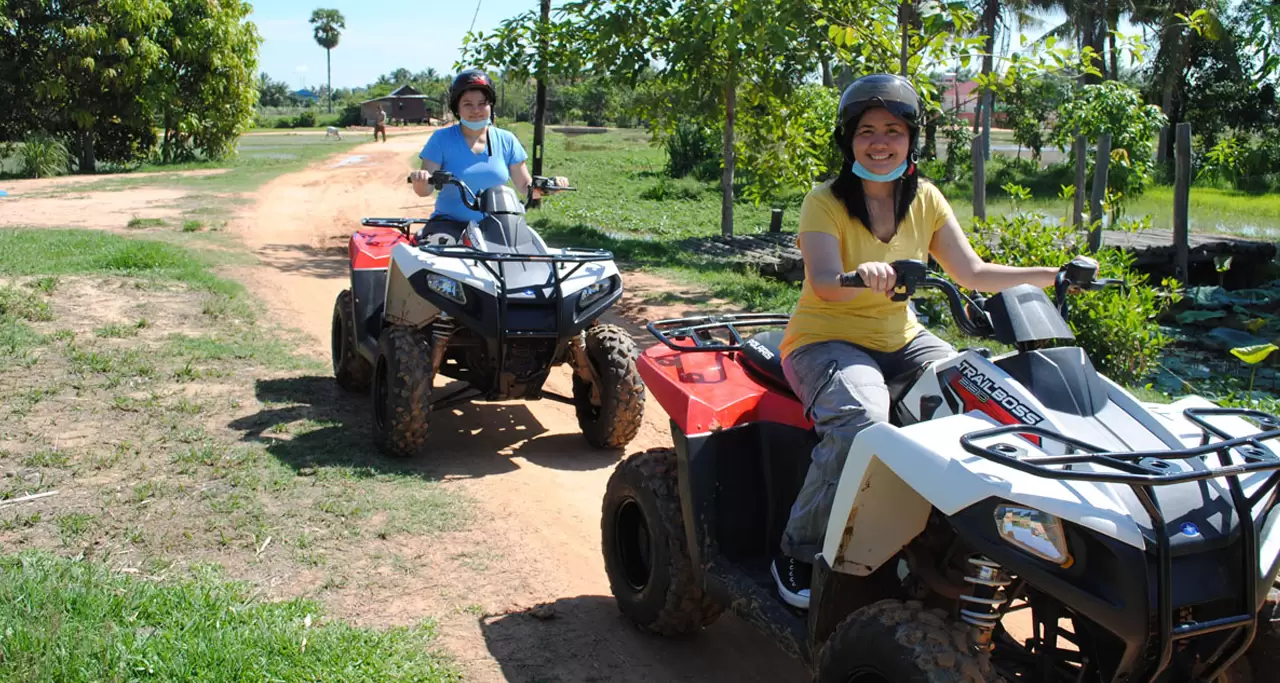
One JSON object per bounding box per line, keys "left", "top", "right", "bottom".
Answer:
{"left": 972, "top": 139, "right": 986, "bottom": 221}
{"left": 1174, "top": 122, "right": 1192, "bottom": 283}
{"left": 1073, "top": 133, "right": 1086, "bottom": 230}
{"left": 1156, "top": 124, "right": 1170, "bottom": 165}
{"left": 1088, "top": 133, "right": 1112, "bottom": 252}
{"left": 769, "top": 208, "right": 783, "bottom": 233}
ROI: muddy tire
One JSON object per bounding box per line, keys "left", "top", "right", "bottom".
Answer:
{"left": 332, "top": 289, "right": 372, "bottom": 392}
{"left": 816, "top": 599, "right": 1002, "bottom": 683}
{"left": 601, "top": 448, "right": 722, "bottom": 635}
{"left": 372, "top": 325, "right": 433, "bottom": 458}
{"left": 573, "top": 324, "right": 645, "bottom": 449}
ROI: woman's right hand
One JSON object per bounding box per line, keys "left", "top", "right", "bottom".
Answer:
{"left": 409, "top": 169, "right": 433, "bottom": 197}
{"left": 854, "top": 261, "right": 898, "bottom": 296}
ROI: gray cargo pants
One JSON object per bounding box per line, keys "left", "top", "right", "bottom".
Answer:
{"left": 779, "top": 331, "right": 955, "bottom": 562}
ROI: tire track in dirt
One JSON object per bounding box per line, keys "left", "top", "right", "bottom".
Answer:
{"left": 230, "top": 133, "right": 808, "bottom": 682}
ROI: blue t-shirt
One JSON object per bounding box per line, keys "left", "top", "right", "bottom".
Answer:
{"left": 419, "top": 125, "right": 529, "bottom": 223}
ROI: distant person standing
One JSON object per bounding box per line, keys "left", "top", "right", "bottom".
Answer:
{"left": 374, "top": 107, "right": 388, "bottom": 142}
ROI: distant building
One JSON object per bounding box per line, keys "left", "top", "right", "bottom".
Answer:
{"left": 938, "top": 79, "right": 1008, "bottom": 127}
{"left": 293, "top": 88, "right": 319, "bottom": 103}
{"left": 359, "top": 85, "right": 440, "bottom": 126}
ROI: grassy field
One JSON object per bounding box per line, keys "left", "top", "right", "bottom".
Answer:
{"left": 0, "top": 133, "right": 469, "bottom": 680}
{"left": 0, "top": 552, "right": 458, "bottom": 682}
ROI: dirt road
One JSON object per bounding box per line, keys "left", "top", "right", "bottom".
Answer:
{"left": 230, "top": 132, "right": 809, "bottom": 682}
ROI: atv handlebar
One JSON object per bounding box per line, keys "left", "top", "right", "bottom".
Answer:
{"left": 406, "top": 172, "right": 574, "bottom": 208}
{"left": 1054, "top": 255, "right": 1125, "bottom": 318}
{"left": 838, "top": 257, "right": 1125, "bottom": 339}
{"left": 840, "top": 259, "right": 994, "bottom": 337}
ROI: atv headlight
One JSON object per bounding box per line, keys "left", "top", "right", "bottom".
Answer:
{"left": 427, "top": 273, "right": 466, "bottom": 305}
{"left": 995, "top": 505, "right": 1072, "bottom": 566}
{"left": 577, "top": 280, "right": 611, "bottom": 310}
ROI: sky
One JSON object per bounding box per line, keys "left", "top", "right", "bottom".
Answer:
{"left": 251, "top": 0, "right": 538, "bottom": 91}
{"left": 250, "top": 1, "right": 1139, "bottom": 92}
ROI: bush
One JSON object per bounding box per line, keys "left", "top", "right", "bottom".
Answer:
{"left": 292, "top": 110, "right": 318, "bottom": 128}
{"left": 337, "top": 103, "right": 363, "bottom": 127}
{"left": 640, "top": 176, "right": 708, "bottom": 201}
{"left": 968, "top": 212, "right": 1176, "bottom": 385}
{"left": 19, "top": 135, "right": 70, "bottom": 178}
{"left": 664, "top": 122, "right": 720, "bottom": 180}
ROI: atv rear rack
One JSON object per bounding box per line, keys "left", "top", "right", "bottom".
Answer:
{"left": 647, "top": 314, "right": 792, "bottom": 352}
{"left": 961, "top": 407, "right": 1280, "bottom": 681}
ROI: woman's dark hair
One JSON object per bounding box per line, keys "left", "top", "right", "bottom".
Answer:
{"left": 829, "top": 115, "right": 920, "bottom": 232}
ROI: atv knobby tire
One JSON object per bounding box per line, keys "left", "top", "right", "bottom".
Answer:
{"left": 372, "top": 326, "right": 434, "bottom": 458}
{"left": 602, "top": 448, "right": 722, "bottom": 635}
{"left": 332, "top": 289, "right": 373, "bottom": 392}
{"left": 573, "top": 324, "right": 644, "bottom": 449}
{"left": 816, "top": 599, "right": 1003, "bottom": 683}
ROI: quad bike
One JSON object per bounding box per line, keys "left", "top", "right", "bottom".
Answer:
{"left": 330, "top": 172, "right": 645, "bottom": 457}
{"left": 601, "top": 256, "right": 1280, "bottom": 682}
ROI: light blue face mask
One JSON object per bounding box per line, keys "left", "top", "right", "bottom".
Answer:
{"left": 851, "top": 160, "right": 908, "bottom": 182}
{"left": 459, "top": 118, "right": 489, "bottom": 131}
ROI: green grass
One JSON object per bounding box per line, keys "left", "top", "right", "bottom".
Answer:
{"left": 16, "top": 134, "right": 363, "bottom": 198}
{"left": 0, "top": 552, "right": 460, "bottom": 682}
{"left": 126, "top": 217, "right": 168, "bottom": 229}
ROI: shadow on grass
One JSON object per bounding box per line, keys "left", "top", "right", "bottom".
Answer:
{"left": 229, "top": 375, "right": 621, "bottom": 482}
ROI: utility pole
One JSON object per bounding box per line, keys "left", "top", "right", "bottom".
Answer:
{"left": 530, "top": 0, "right": 550, "bottom": 209}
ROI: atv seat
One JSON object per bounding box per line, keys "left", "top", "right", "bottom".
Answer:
{"left": 740, "top": 331, "right": 924, "bottom": 411}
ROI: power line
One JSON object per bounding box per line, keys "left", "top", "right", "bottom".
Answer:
{"left": 468, "top": 0, "right": 483, "bottom": 35}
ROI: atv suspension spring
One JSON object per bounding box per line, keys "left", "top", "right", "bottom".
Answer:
{"left": 960, "top": 556, "right": 1012, "bottom": 651}
{"left": 430, "top": 319, "right": 454, "bottom": 375}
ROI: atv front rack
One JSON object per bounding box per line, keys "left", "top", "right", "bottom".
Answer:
{"left": 961, "top": 407, "right": 1280, "bottom": 681}
{"left": 647, "top": 314, "right": 792, "bottom": 352}
{"left": 418, "top": 245, "right": 616, "bottom": 400}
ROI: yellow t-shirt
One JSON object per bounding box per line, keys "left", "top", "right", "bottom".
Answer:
{"left": 779, "top": 181, "right": 955, "bottom": 357}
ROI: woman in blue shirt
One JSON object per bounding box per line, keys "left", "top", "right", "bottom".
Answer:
{"left": 409, "top": 69, "right": 567, "bottom": 226}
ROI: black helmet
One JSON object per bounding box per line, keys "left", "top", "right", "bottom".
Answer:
{"left": 448, "top": 69, "right": 497, "bottom": 117}
{"left": 834, "top": 74, "right": 922, "bottom": 161}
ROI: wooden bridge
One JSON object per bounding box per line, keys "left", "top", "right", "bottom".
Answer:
{"left": 678, "top": 229, "right": 1277, "bottom": 285}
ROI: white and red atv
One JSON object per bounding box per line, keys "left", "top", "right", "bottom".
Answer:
{"left": 330, "top": 172, "right": 644, "bottom": 457}
{"left": 602, "top": 257, "right": 1279, "bottom": 682}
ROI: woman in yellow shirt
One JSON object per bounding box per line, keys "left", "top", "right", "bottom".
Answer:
{"left": 772, "top": 74, "right": 1068, "bottom": 610}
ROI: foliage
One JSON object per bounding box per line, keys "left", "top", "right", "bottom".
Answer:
{"left": 257, "top": 72, "right": 294, "bottom": 108}
{"left": 18, "top": 135, "right": 70, "bottom": 178}
{"left": 663, "top": 122, "right": 721, "bottom": 181}
{"left": 999, "top": 67, "right": 1071, "bottom": 161}
{"left": 1050, "top": 80, "right": 1167, "bottom": 212}
{"left": 0, "top": 0, "right": 262, "bottom": 171}
{"left": 310, "top": 8, "right": 344, "bottom": 113}
{"left": 152, "top": 0, "right": 260, "bottom": 163}
{"left": 737, "top": 83, "right": 841, "bottom": 202}
{"left": 2, "top": 0, "right": 172, "bottom": 172}
{"left": 968, "top": 211, "right": 1175, "bottom": 385}
{"left": 336, "top": 102, "right": 364, "bottom": 127}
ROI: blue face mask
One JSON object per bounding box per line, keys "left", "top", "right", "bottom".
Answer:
{"left": 459, "top": 118, "right": 489, "bottom": 131}
{"left": 851, "top": 160, "right": 908, "bottom": 182}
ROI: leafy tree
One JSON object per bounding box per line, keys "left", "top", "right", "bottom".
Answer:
{"left": 257, "top": 73, "right": 292, "bottom": 107}
{"left": 1050, "top": 80, "right": 1167, "bottom": 212}
{"left": 309, "top": 8, "right": 344, "bottom": 113}
{"left": 2, "top": 0, "right": 171, "bottom": 172}
{"left": 152, "top": 0, "right": 260, "bottom": 163}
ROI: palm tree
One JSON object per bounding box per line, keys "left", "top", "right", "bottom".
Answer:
{"left": 309, "top": 9, "right": 345, "bottom": 113}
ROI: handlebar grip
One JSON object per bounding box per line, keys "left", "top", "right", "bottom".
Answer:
{"left": 839, "top": 272, "right": 866, "bottom": 288}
